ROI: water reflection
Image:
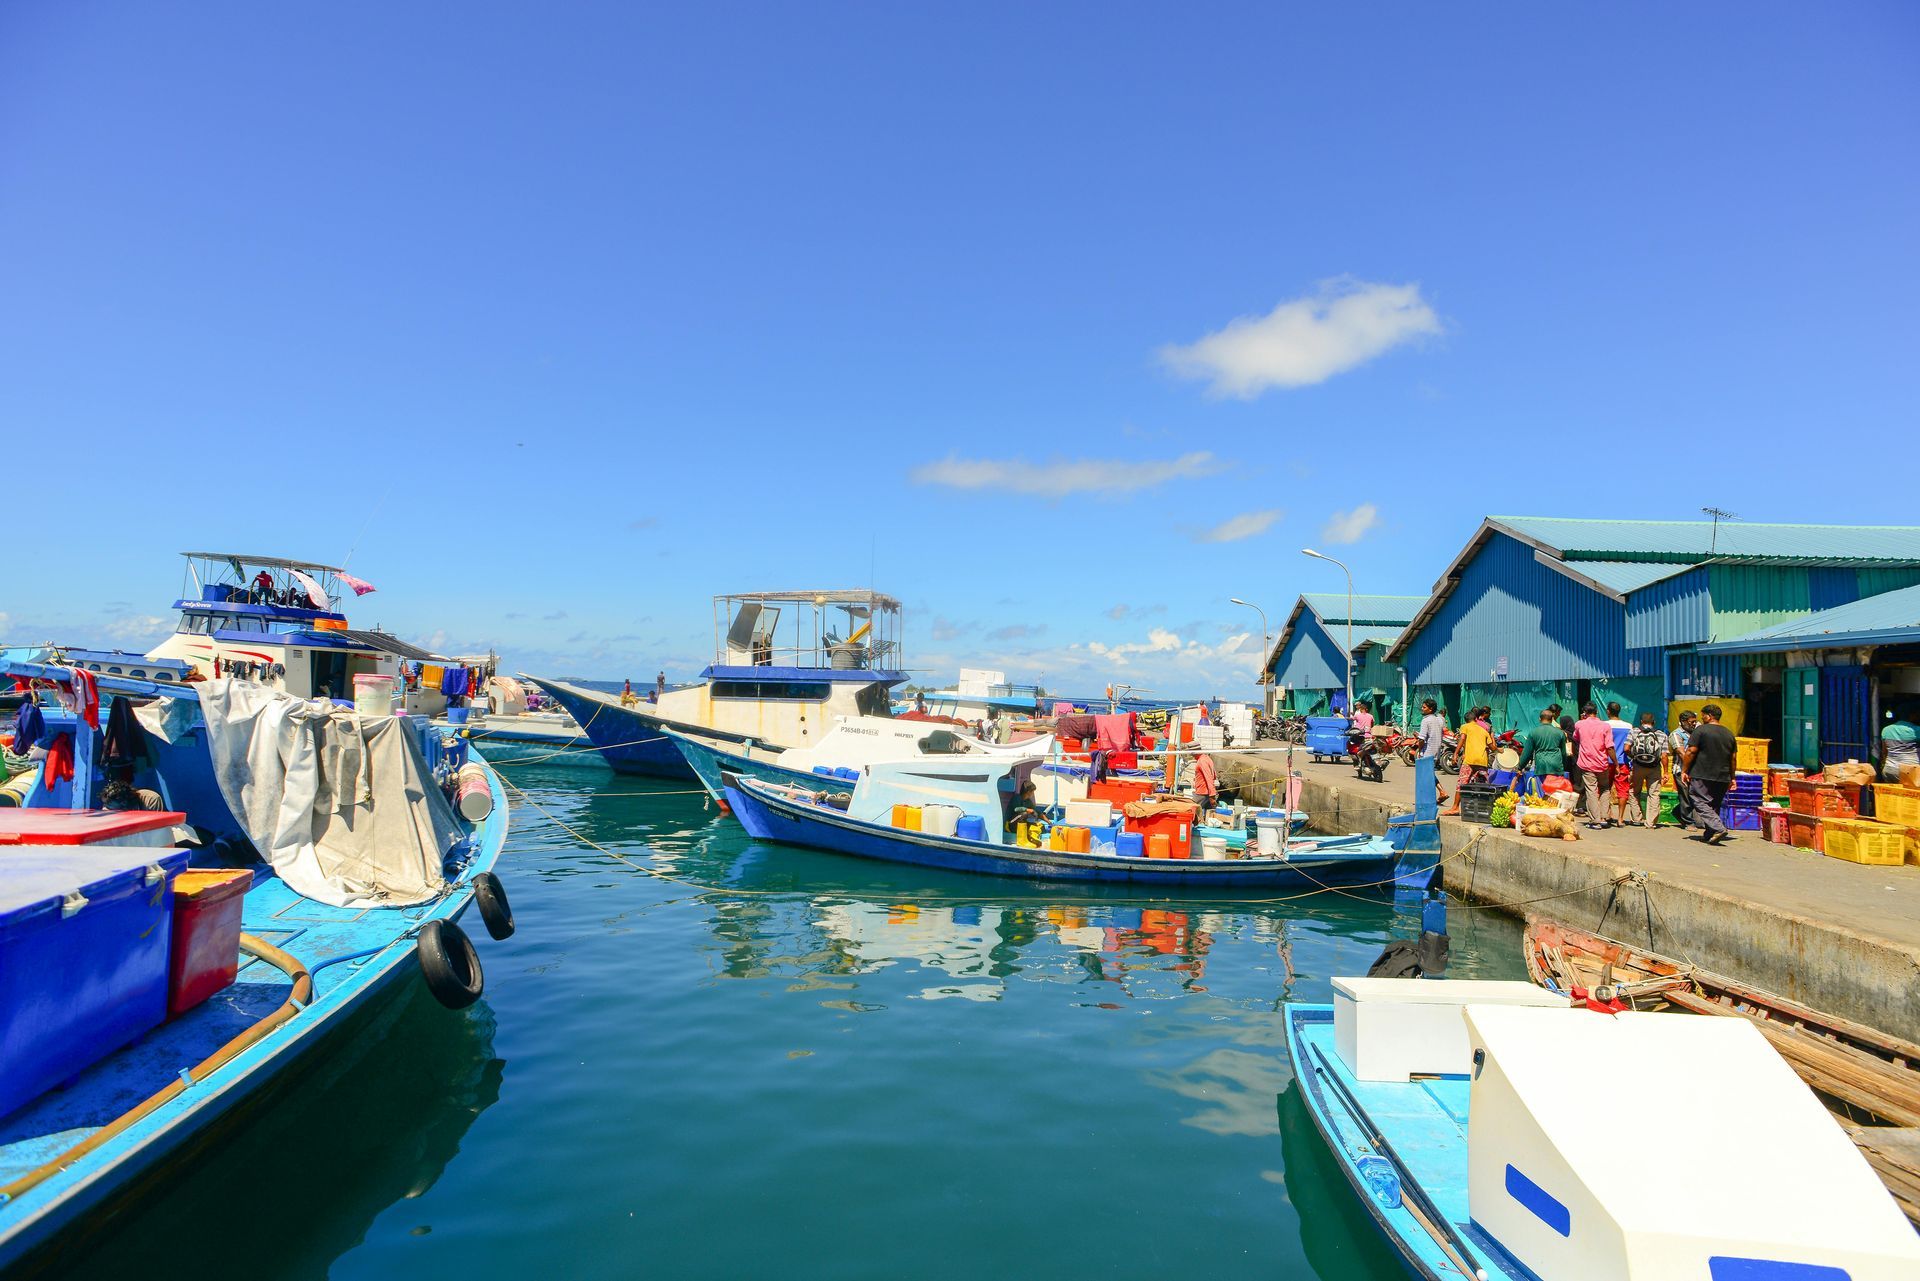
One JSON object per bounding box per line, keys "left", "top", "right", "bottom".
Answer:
{"left": 62, "top": 986, "right": 503, "bottom": 1281}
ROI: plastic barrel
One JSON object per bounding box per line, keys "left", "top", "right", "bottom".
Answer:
{"left": 1146, "top": 833, "right": 1171, "bottom": 859}
{"left": 455, "top": 764, "right": 493, "bottom": 821}
{"left": 955, "top": 814, "right": 987, "bottom": 842}
{"left": 1116, "top": 831, "right": 1145, "bottom": 858}
{"left": 891, "top": 805, "right": 922, "bottom": 831}
{"left": 1065, "top": 826, "right": 1091, "bottom": 853}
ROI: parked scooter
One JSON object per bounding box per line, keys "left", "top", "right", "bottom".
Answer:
{"left": 1346, "top": 727, "right": 1393, "bottom": 783}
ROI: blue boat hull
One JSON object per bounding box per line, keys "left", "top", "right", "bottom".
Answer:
{"left": 725, "top": 776, "right": 1415, "bottom": 889}
{"left": 669, "top": 731, "right": 847, "bottom": 801}
{"left": 0, "top": 754, "right": 512, "bottom": 1273}
{"left": 524, "top": 681, "right": 700, "bottom": 779}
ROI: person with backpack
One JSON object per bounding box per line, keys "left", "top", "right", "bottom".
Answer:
{"left": 1625, "top": 710, "right": 1667, "bottom": 827}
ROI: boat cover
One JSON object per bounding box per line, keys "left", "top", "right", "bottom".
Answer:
{"left": 1463, "top": 1005, "right": 1920, "bottom": 1279}
{"left": 145, "top": 679, "right": 460, "bottom": 907}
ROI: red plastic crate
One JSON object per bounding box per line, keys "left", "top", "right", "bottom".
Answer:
{"left": 1785, "top": 812, "right": 1826, "bottom": 852}
{"left": 167, "top": 869, "right": 252, "bottom": 1016}
{"left": 1786, "top": 779, "right": 1859, "bottom": 818}
{"left": 1126, "top": 811, "right": 1192, "bottom": 859}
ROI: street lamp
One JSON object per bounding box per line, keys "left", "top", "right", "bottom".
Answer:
{"left": 1301, "top": 548, "right": 1354, "bottom": 715}
{"left": 1229, "top": 597, "right": 1271, "bottom": 713}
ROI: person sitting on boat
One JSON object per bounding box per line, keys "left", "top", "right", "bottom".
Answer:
{"left": 1005, "top": 780, "right": 1047, "bottom": 833}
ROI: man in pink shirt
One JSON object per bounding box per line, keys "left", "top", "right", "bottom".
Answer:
{"left": 1351, "top": 700, "right": 1375, "bottom": 735}
{"left": 1570, "top": 703, "right": 1618, "bottom": 829}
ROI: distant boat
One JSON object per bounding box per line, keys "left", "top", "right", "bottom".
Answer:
{"left": 0, "top": 660, "right": 514, "bottom": 1270}
{"left": 721, "top": 759, "right": 1409, "bottom": 888}
{"left": 528, "top": 589, "right": 910, "bottom": 779}
{"left": 667, "top": 718, "right": 1052, "bottom": 805}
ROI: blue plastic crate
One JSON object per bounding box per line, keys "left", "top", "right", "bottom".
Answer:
{"left": 0, "top": 847, "right": 189, "bottom": 1122}
{"left": 1721, "top": 802, "right": 1762, "bottom": 831}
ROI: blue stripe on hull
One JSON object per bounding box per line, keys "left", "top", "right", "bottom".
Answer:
{"left": 726, "top": 778, "right": 1413, "bottom": 889}
{"left": 671, "top": 734, "right": 837, "bottom": 800}
{"left": 529, "top": 684, "right": 697, "bottom": 779}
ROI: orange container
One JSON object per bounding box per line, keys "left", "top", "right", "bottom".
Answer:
{"left": 1089, "top": 778, "right": 1154, "bottom": 806}
{"left": 892, "top": 804, "right": 922, "bottom": 831}
{"left": 168, "top": 869, "right": 252, "bottom": 1016}
{"left": 1128, "top": 811, "right": 1192, "bottom": 859}
{"left": 1785, "top": 812, "right": 1825, "bottom": 852}
{"left": 1759, "top": 806, "right": 1790, "bottom": 844}
{"left": 1048, "top": 826, "right": 1068, "bottom": 850}
{"left": 1064, "top": 826, "right": 1091, "bottom": 853}
{"left": 1179, "top": 722, "right": 1194, "bottom": 745}
{"left": 1146, "top": 833, "right": 1171, "bottom": 859}
{"left": 1786, "top": 779, "right": 1858, "bottom": 818}
{"left": 1766, "top": 765, "right": 1805, "bottom": 795}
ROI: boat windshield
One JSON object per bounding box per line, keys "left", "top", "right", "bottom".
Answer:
{"left": 711, "top": 590, "right": 903, "bottom": 672}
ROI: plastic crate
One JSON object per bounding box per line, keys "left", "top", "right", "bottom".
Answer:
{"left": 1786, "top": 812, "right": 1825, "bottom": 852}
{"left": 1735, "top": 738, "right": 1770, "bottom": 773}
{"left": 1727, "top": 772, "right": 1765, "bottom": 799}
{"left": 1720, "top": 802, "right": 1761, "bottom": 832}
{"left": 1787, "top": 779, "right": 1859, "bottom": 818}
{"left": 1759, "top": 806, "right": 1790, "bottom": 844}
{"left": 1766, "top": 765, "right": 1805, "bottom": 795}
{"left": 1871, "top": 784, "right": 1920, "bottom": 828}
{"left": 1822, "top": 817, "right": 1906, "bottom": 866}
{"left": 1457, "top": 783, "right": 1503, "bottom": 824}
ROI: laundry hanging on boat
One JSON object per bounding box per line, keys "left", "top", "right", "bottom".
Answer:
{"left": 12, "top": 702, "right": 44, "bottom": 755}
{"left": 40, "top": 733, "right": 74, "bottom": 785}
{"left": 102, "top": 695, "right": 152, "bottom": 774}
{"left": 173, "top": 679, "right": 462, "bottom": 908}
{"left": 420, "top": 663, "right": 445, "bottom": 691}
{"left": 66, "top": 667, "right": 100, "bottom": 730}
{"left": 1093, "top": 713, "right": 1135, "bottom": 753}
{"left": 441, "top": 666, "right": 470, "bottom": 698}
{"left": 1054, "top": 713, "right": 1098, "bottom": 741}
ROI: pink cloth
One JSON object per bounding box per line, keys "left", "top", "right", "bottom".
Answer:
{"left": 1572, "top": 718, "right": 1615, "bottom": 772}
{"left": 1094, "top": 713, "right": 1133, "bottom": 753}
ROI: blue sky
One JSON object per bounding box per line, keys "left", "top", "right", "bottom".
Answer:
{"left": 4, "top": 4, "right": 1916, "bottom": 697}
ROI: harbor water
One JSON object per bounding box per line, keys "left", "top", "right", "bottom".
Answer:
{"left": 62, "top": 762, "right": 1526, "bottom": 1281}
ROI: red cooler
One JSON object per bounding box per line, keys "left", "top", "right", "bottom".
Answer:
{"left": 168, "top": 869, "right": 252, "bottom": 1015}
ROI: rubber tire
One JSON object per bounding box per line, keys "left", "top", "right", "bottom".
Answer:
{"left": 417, "top": 919, "right": 484, "bottom": 1010}
{"left": 1397, "top": 743, "right": 1419, "bottom": 768}
{"left": 473, "top": 871, "right": 515, "bottom": 940}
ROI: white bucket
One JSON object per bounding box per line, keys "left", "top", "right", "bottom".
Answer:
{"left": 1256, "top": 823, "right": 1284, "bottom": 857}
{"left": 921, "top": 804, "right": 962, "bottom": 838}
{"left": 455, "top": 763, "right": 493, "bottom": 822}
{"left": 1199, "top": 834, "right": 1229, "bottom": 861}
{"left": 353, "top": 673, "right": 396, "bottom": 717}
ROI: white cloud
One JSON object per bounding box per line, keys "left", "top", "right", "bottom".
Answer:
{"left": 1195, "top": 508, "right": 1283, "bottom": 544}
{"left": 0, "top": 612, "right": 10, "bottom": 637}
{"left": 101, "top": 614, "right": 173, "bottom": 646}
{"left": 1320, "top": 503, "right": 1380, "bottom": 545}
{"left": 910, "top": 451, "right": 1227, "bottom": 498}
{"left": 1160, "top": 279, "right": 1441, "bottom": 398}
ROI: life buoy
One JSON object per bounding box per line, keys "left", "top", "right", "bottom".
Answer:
{"left": 472, "top": 871, "right": 514, "bottom": 940}
{"left": 416, "top": 919, "right": 483, "bottom": 1009}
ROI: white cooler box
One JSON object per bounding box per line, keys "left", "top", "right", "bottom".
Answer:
{"left": 1332, "top": 977, "right": 1567, "bottom": 1082}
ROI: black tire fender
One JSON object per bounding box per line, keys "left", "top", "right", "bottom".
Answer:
{"left": 472, "top": 871, "right": 515, "bottom": 940}
{"left": 417, "top": 919, "right": 484, "bottom": 1009}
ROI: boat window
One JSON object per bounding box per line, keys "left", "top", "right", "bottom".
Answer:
{"left": 855, "top": 684, "right": 893, "bottom": 717}
{"left": 710, "top": 680, "right": 830, "bottom": 701}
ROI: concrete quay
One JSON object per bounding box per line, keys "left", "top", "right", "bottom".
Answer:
{"left": 1216, "top": 750, "right": 1920, "bottom": 1043}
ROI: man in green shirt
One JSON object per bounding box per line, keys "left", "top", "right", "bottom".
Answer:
{"left": 1516, "top": 708, "right": 1568, "bottom": 781}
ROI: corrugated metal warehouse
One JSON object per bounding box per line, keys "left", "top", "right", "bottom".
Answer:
{"left": 1263, "top": 594, "right": 1423, "bottom": 720}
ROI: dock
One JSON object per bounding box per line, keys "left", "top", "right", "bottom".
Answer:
{"left": 1218, "top": 751, "right": 1920, "bottom": 1043}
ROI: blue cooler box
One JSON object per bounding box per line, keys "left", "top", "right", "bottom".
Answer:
{"left": 0, "top": 847, "right": 190, "bottom": 1121}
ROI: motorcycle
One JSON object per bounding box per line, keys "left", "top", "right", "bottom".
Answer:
{"left": 1346, "top": 727, "right": 1394, "bottom": 783}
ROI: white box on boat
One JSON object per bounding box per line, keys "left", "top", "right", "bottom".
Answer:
{"left": 1063, "top": 799, "right": 1113, "bottom": 828}
{"left": 1331, "top": 977, "right": 1565, "bottom": 1082}
{"left": 1462, "top": 1005, "right": 1920, "bottom": 1279}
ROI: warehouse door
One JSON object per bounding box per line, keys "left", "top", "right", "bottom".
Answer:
{"left": 1783, "top": 667, "right": 1819, "bottom": 770}
{"left": 1820, "top": 664, "right": 1874, "bottom": 767}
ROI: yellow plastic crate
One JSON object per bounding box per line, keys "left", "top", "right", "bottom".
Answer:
{"left": 1871, "top": 783, "right": 1920, "bottom": 828}
{"left": 1735, "top": 737, "right": 1770, "bottom": 773}
{"left": 1822, "top": 817, "right": 1906, "bottom": 866}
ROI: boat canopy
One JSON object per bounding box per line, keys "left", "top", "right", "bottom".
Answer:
{"left": 1463, "top": 1005, "right": 1920, "bottom": 1277}
{"left": 711, "top": 589, "right": 903, "bottom": 674}
{"left": 846, "top": 757, "right": 1038, "bottom": 831}
{"left": 176, "top": 552, "right": 355, "bottom": 614}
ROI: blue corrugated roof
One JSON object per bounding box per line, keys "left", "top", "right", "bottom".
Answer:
{"left": 1299, "top": 593, "right": 1424, "bottom": 624}
{"left": 1695, "top": 583, "right": 1920, "bottom": 654}
{"left": 1493, "top": 516, "right": 1920, "bottom": 564}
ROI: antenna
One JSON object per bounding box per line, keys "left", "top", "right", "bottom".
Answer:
{"left": 1701, "top": 505, "right": 1737, "bottom": 554}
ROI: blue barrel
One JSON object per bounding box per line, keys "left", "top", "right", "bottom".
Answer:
{"left": 1116, "top": 831, "right": 1145, "bottom": 858}
{"left": 955, "top": 814, "right": 987, "bottom": 842}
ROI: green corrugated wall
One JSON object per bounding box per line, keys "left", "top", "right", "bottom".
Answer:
{"left": 1707, "top": 565, "right": 1811, "bottom": 640}
{"left": 1591, "top": 675, "right": 1664, "bottom": 724}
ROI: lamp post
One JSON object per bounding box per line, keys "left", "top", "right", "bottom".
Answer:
{"left": 1229, "top": 597, "right": 1272, "bottom": 714}
{"left": 1301, "top": 548, "right": 1353, "bottom": 715}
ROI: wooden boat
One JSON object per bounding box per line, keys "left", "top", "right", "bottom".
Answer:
{"left": 0, "top": 664, "right": 515, "bottom": 1271}
{"left": 1525, "top": 916, "right": 1920, "bottom": 1226}
{"left": 723, "top": 767, "right": 1414, "bottom": 889}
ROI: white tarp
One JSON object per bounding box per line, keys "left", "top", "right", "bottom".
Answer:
{"left": 145, "top": 679, "right": 461, "bottom": 907}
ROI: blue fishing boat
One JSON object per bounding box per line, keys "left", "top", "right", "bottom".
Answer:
{"left": 1284, "top": 984, "right": 1920, "bottom": 1279}
{"left": 0, "top": 661, "right": 515, "bottom": 1272}
{"left": 528, "top": 589, "right": 908, "bottom": 778}
{"left": 722, "top": 760, "right": 1418, "bottom": 888}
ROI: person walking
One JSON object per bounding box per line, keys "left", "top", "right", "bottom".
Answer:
{"left": 1682, "top": 704, "right": 1738, "bottom": 845}
{"left": 1516, "top": 708, "right": 1569, "bottom": 785}
{"left": 1604, "top": 701, "right": 1635, "bottom": 825}
{"left": 1418, "top": 697, "right": 1449, "bottom": 805}
{"left": 1570, "top": 704, "right": 1617, "bottom": 829}
{"left": 1667, "top": 711, "right": 1698, "bottom": 828}
{"left": 1625, "top": 710, "right": 1667, "bottom": 827}
{"left": 1441, "top": 705, "right": 1493, "bottom": 816}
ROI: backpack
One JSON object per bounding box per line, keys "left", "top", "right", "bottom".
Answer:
{"left": 1627, "top": 726, "right": 1664, "bottom": 766}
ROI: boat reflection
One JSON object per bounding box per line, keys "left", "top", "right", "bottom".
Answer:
{"left": 60, "top": 987, "right": 503, "bottom": 1281}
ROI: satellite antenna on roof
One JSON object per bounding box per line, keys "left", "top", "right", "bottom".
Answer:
{"left": 1702, "top": 505, "right": 1738, "bottom": 553}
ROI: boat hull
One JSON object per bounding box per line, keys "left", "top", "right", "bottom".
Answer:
{"left": 524, "top": 680, "right": 701, "bottom": 778}
{"left": 725, "top": 775, "right": 1411, "bottom": 889}
{"left": 0, "top": 755, "right": 512, "bottom": 1272}
{"left": 670, "top": 731, "right": 835, "bottom": 800}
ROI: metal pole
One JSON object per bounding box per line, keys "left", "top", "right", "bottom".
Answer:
{"left": 1230, "top": 598, "right": 1271, "bottom": 712}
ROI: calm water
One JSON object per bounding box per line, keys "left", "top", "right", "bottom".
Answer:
{"left": 65, "top": 763, "right": 1525, "bottom": 1280}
